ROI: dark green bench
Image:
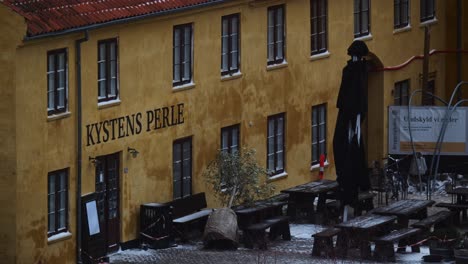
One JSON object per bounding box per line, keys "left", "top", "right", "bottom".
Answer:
{"left": 170, "top": 193, "right": 213, "bottom": 241}
{"left": 411, "top": 210, "right": 453, "bottom": 230}
{"left": 373, "top": 228, "right": 422, "bottom": 262}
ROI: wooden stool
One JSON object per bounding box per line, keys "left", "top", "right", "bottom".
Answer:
{"left": 312, "top": 228, "right": 341, "bottom": 257}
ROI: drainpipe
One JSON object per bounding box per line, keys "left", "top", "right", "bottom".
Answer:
{"left": 75, "top": 30, "right": 89, "bottom": 264}
{"left": 456, "top": 0, "right": 462, "bottom": 100}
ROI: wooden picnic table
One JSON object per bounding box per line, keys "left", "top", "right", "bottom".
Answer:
{"left": 335, "top": 214, "right": 397, "bottom": 259}
{"left": 280, "top": 179, "right": 338, "bottom": 221}
{"left": 233, "top": 201, "right": 289, "bottom": 249}
{"left": 372, "top": 199, "right": 435, "bottom": 228}
{"left": 234, "top": 201, "right": 286, "bottom": 229}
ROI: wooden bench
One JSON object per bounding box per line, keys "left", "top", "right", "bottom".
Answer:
{"left": 373, "top": 228, "right": 422, "bottom": 262}
{"left": 170, "top": 193, "right": 213, "bottom": 240}
{"left": 435, "top": 203, "right": 468, "bottom": 224}
{"left": 312, "top": 228, "right": 340, "bottom": 258}
{"left": 355, "top": 192, "right": 376, "bottom": 216}
{"left": 243, "top": 215, "right": 290, "bottom": 250}
{"left": 411, "top": 210, "right": 453, "bottom": 230}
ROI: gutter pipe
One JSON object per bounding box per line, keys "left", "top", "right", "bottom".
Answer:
{"left": 457, "top": 0, "right": 463, "bottom": 100}
{"left": 372, "top": 49, "right": 468, "bottom": 72}
{"left": 75, "top": 30, "right": 89, "bottom": 264}
{"left": 23, "top": 0, "right": 230, "bottom": 41}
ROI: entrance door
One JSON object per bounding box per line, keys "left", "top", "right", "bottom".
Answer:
{"left": 95, "top": 153, "right": 120, "bottom": 253}
{"left": 173, "top": 137, "right": 192, "bottom": 199}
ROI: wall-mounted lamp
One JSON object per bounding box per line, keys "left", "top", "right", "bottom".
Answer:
{"left": 89, "top": 156, "right": 100, "bottom": 166}
{"left": 128, "top": 147, "right": 139, "bottom": 158}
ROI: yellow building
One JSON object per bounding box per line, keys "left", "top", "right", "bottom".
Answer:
{"left": 0, "top": 0, "right": 466, "bottom": 263}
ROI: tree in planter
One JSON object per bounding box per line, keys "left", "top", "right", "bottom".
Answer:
{"left": 202, "top": 148, "right": 275, "bottom": 249}
{"left": 204, "top": 148, "right": 275, "bottom": 208}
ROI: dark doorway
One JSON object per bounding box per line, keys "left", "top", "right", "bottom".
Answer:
{"left": 173, "top": 137, "right": 192, "bottom": 199}
{"left": 95, "top": 152, "right": 120, "bottom": 253}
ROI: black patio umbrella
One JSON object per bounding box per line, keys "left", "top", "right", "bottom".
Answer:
{"left": 333, "top": 40, "right": 371, "bottom": 207}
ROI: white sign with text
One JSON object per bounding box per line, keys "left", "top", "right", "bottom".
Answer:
{"left": 388, "top": 106, "right": 468, "bottom": 155}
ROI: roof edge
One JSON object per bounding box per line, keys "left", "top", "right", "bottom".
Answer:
{"left": 24, "top": 0, "right": 230, "bottom": 41}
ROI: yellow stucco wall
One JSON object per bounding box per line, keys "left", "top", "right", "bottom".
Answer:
{"left": 14, "top": 34, "right": 79, "bottom": 263}
{"left": 6, "top": 0, "right": 461, "bottom": 263}
{"left": 0, "top": 5, "right": 25, "bottom": 264}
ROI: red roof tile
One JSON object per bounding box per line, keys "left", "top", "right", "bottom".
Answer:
{"left": 2, "top": 0, "right": 227, "bottom": 37}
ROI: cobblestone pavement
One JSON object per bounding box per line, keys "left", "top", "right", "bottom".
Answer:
{"left": 110, "top": 224, "right": 432, "bottom": 264}
{"left": 109, "top": 238, "right": 381, "bottom": 264}
{"left": 109, "top": 192, "right": 455, "bottom": 264}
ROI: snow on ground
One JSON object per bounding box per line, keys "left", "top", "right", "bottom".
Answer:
{"left": 290, "top": 223, "right": 325, "bottom": 239}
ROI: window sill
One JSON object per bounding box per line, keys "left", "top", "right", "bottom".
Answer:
{"left": 310, "top": 51, "right": 330, "bottom": 61}
{"left": 267, "top": 172, "right": 288, "bottom": 182}
{"left": 221, "top": 72, "right": 242, "bottom": 82}
{"left": 393, "top": 25, "right": 412, "bottom": 34}
{"left": 173, "top": 82, "right": 195, "bottom": 92}
{"left": 310, "top": 161, "right": 329, "bottom": 171}
{"left": 266, "top": 61, "right": 288, "bottom": 71}
{"left": 98, "top": 99, "right": 121, "bottom": 109}
{"left": 354, "top": 33, "right": 373, "bottom": 42}
{"left": 48, "top": 231, "right": 72, "bottom": 244}
{"left": 47, "top": 111, "right": 71, "bottom": 122}
{"left": 420, "top": 18, "right": 438, "bottom": 27}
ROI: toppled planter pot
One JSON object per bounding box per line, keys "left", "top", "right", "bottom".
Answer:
{"left": 203, "top": 208, "right": 239, "bottom": 250}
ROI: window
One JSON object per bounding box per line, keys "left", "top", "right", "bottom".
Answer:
{"left": 354, "top": 0, "right": 370, "bottom": 38}
{"left": 310, "top": 0, "right": 328, "bottom": 55}
{"left": 173, "top": 137, "right": 192, "bottom": 199}
{"left": 267, "top": 113, "right": 285, "bottom": 175}
{"left": 422, "top": 79, "right": 435, "bottom": 106}
{"left": 311, "top": 104, "right": 327, "bottom": 166}
{"left": 221, "top": 124, "right": 240, "bottom": 154}
{"left": 173, "top": 24, "right": 193, "bottom": 86}
{"left": 48, "top": 169, "right": 68, "bottom": 237}
{"left": 394, "top": 80, "right": 409, "bottom": 105}
{"left": 221, "top": 14, "right": 240, "bottom": 76}
{"left": 47, "top": 49, "right": 67, "bottom": 115}
{"left": 98, "top": 39, "right": 118, "bottom": 103}
{"left": 420, "top": 0, "right": 435, "bottom": 22}
{"left": 394, "top": 0, "right": 409, "bottom": 29}
{"left": 267, "top": 5, "right": 285, "bottom": 65}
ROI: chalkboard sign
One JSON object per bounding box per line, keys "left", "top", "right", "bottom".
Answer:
{"left": 81, "top": 193, "right": 106, "bottom": 263}
{"left": 85, "top": 200, "right": 100, "bottom": 236}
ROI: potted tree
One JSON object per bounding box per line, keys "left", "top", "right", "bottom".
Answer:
{"left": 202, "top": 148, "right": 274, "bottom": 249}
